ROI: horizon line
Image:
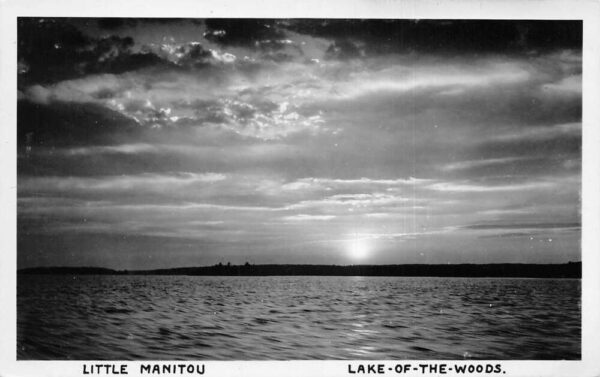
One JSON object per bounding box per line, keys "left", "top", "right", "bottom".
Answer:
{"left": 18, "top": 261, "right": 583, "bottom": 272}
{"left": 17, "top": 262, "right": 582, "bottom": 279}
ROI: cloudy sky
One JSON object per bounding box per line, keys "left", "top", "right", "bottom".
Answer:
{"left": 17, "top": 19, "right": 581, "bottom": 269}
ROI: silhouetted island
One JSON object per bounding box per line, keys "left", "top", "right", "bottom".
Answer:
{"left": 18, "top": 262, "right": 581, "bottom": 278}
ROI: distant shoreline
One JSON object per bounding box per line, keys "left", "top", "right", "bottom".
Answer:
{"left": 18, "top": 262, "right": 581, "bottom": 278}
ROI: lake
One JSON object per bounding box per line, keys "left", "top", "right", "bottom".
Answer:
{"left": 17, "top": 275, "right": 580, "bottom": 360}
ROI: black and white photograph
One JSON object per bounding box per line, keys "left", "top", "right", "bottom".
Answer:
{"left": 2, "top": 1, "right": 600, "bottom": 375}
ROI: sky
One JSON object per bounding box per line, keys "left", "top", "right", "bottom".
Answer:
{"left": 17, "top": 19, "right": 582, "bottom": 269}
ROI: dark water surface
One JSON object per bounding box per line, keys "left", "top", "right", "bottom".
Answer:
{"left": 17, "top": 275, "right": 580, "bottom": 360}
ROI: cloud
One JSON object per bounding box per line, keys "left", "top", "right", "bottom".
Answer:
{"left": 342, "top": 229, "right": 450, "bottom": 241}
{"left": 18, "top": 37, "right": 581, "bottom": 157}
{"left": 213, "top": 99, "right": 326, "bottom": 140}
{"left": 96, "top": 18, "right": 140, "bottom": 30}
{"left": 17, "top": 100, "right": 138, "bottom": 147}
{"left": 18, "top": 18, "right": 170, "bottom": 85}
{"left": 463, "top": 222, "right": 580, "bottom": 230}
{"left": 20, "top": 65, "right": 330, "bottom": 140}
{"left": 61, "top": 143, "right": 158, "bottom": 156}
{"left": 542, "top": 74, "right": 581, "bottom": 94}
{"left": 287, "top": 20, "right": 582, "bottom": 56}
{"left": 203, "top": 19, "right": 286, "bottom": 47}
{"left": 285, "top": 193, "right": 422, "bottom": 214}
{"left": 145, "top": 41, "right": 213, "bottom": 65}
{"left": 281, "top": 214, "right": 336, "bottom": 221}
{"left": 427, "top": 180, "right": 558, "bottom": 193}
{"left": 487, "top": 122, "right": 581, "bottom": 143}
{"left": 328, "top": 61, "right": 532, "bottom": 100}
{"left": 281, "top": 177, "right": 430, "bottom": 191}
{"left": 325, "top": 39, "right": 364, "bottom": 60}
{"left": 440, "top": 157, "right": 532, "bottom": 172}
{"left": 19, "top": 172, "right": 226, "bottom": 195}
{"left": 466, "top": 222, "right": 581, "bottom": 240}
{"left": 18, "top": 139, "right": 310, "bottom": 178}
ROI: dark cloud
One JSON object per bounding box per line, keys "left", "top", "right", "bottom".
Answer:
{"left": 96, "top": 18, "right": 139, "bottom": 30}
{"left": 17, "top": 100, "right": 138, "bottom": 148}
{"left": 19, "top": 18, "right": 582, "bottom": 86}
{"left": 18, "top": 18, "right": 89, "bottom": 84}
{"left": 95, "top": 18, "right": 191, "bottom": 30}
{"left": 158, "top": 42, "right": 214, "bottom": 68}
{"left": 92, "top": 49, "right": 167, "bottom": 74}
{"left": 325, "top": 39, "right": 363, "bottom": 60}
{"left": 474, "top": 133, "right": 581, "bottom": 162}
{"left": 18, "top": 148, "right": 189, "bottom": 178}
{"left": 204, "top": 19, "right": 285, "bottom": 47}
{"left": 18, "top": 18, "right": 170, "bottom": 85}
{"left": 88, "top": 18, "right": 589, "bottom": 56}
{"left": 288, "top": 19, "right": 581, "bottom": 56}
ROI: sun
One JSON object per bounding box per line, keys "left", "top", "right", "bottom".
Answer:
{"left": 348, "top": 237, "right": 370, "bottom": 261}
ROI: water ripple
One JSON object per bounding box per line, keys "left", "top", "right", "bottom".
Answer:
{"left": 18, "top": 276, "right": 580, "bottom": 360}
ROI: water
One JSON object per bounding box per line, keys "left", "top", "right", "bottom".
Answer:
{"left": 17, "top": 275, "right": 580, "bottom": 360}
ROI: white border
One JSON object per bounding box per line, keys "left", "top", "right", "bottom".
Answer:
{"left": 1, "top": 0, "right": 599, "bottom": 376}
